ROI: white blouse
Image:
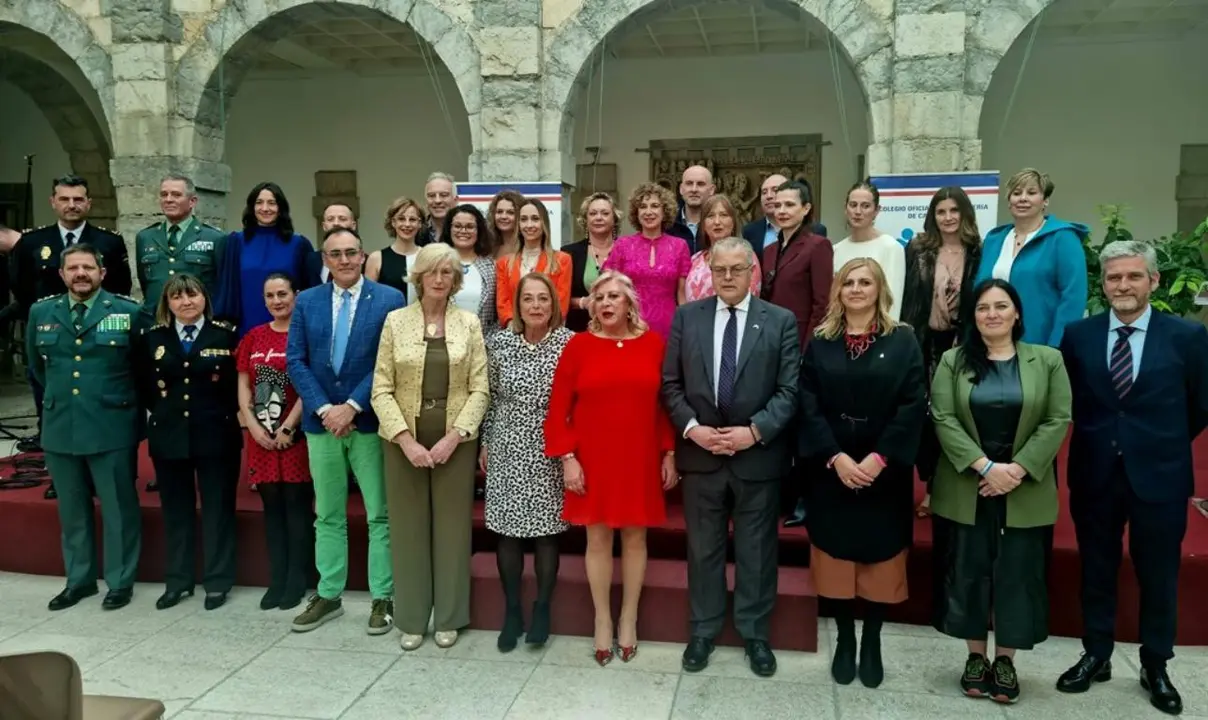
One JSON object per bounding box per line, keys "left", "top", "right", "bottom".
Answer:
{"left": 454, "top": 262, "right": 484, "bottom": 317}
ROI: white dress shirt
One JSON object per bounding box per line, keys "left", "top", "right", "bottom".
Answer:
{"left": 1107, "top": 304, "right": 1151, "bottom": 383}
{"left": 991, "top": 228, "right": 1039, "bottom": 282}
{"left": 684, "top": 292, "right": 752, "bottom": 435}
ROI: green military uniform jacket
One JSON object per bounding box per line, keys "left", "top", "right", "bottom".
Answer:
{"left": 135, "top": 216, "right": 226, "bottom": 318}
{"left": 26, "top": 289, "right": 144, "bottom": 455}
{"left": 929, "top": 342, "right": 1073, "bottom": 528}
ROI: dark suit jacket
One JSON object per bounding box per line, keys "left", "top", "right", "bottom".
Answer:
{"left": 760, "top": 225, "right": 833, "bottom": 351}
{"left": 742, "top": 218, "right": 828, "bottom": 264}
{"left": 1061, "top": 310, "right": 1208, "bottom": 503}
{"left": 136, "top": 320, "right": 243, "bottom": 460}
{"left": 562, "top": 239, "right": 592, "bottom": 331}
{"left": 661, "top": 295, "right": 801, "bottom": 481}
{"left": 286, "top": 278, "right": 406, "bottom": 435}
{"left": 9, "top": 223, "right": 132, "bottom": 320}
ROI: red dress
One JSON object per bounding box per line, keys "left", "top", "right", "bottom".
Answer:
{"left": 545, "top": 331, "right": 672, "bottom": 527}
{"left": 234, "top": 323, "right": 311, "bottom": 485}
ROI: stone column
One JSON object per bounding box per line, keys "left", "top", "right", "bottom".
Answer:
{"left": 470, "top": 1, "right": 544, "bottom": 181}
{"left": 868, "top": 9, "right": 982, "bottom": 175}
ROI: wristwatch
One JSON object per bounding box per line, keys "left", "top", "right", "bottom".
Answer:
{"left": 280, "top": 427, "right": 294, "bottom": 437}
{"left": 455, "top": 427, "right": 470, "bottom": 439}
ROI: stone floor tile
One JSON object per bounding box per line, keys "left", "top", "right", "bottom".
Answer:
{"left": 34, "top": 587, "right": 193, "bottom": 639}
{"left": 174, "top": 712, "right": 310, "bottom": 720}
{"left": 341, "top": 656, "right": 533, "bottom": 720}
{"left": 0, "top": 631, "right": 139, "bottom": 671}
{"left": 539, "top": 635, "right": 683, "bottom": 674}
{"left": 190, "top": 648, "right": 397, "bottom": 719}
{"left": 836, "top": 686, "right": 1005, "bottom": 719}
{"left": 671, "top": 674, "right": 837, "bottom": 719}
{"left": 691, "top": 641, "right": 834, "bottom": 686}
{"left": 504, "top": 664, "right": 678, "bottom": 719}
{"left": 402, "top": 628, "right": 549, "bottom": 664}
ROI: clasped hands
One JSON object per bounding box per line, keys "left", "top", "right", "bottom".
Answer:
{"left": 322, "top": 402, "right": 358, "bottom": 438}
{"left": 686, "top": 425, "right": 756, "bottom": 456}
{"left": 832, "top": 453, "right": 884, "bottom": 490}
{"left": 978, "top": 461, "right": 1026, "bottom": 496}
{"left": 394, "top": 428, "right": 461, "bottom": 469}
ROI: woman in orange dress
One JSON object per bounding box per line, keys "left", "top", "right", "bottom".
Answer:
{"left": 494, "top": 198, "right": 571, "bottom": 326}
{"left": 545, "top": 270, "right": 678, "bottom": 666}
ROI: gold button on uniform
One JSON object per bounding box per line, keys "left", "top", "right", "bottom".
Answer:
{"left": 168, "top": 270, "right": 175, "bottom": 275}
{"left": 183, "top": 411, "right": 189, "bottom": 417}
{"left": 72, "top": 388, "right": 79, "bottom": 395}
{"left": 73, "top": 371, "right": 80, "bottom": 378}
{"left": 184, "top": 378, "right": 190, "bottom": 384}
{"left": 75, "top": 339, "right": 82, "bottom": 345}
{"left": 183, "top": 394, "right": 190, "bottom": 401}
{"left": 74, "top": 355, "right": 81, "bottom": 361}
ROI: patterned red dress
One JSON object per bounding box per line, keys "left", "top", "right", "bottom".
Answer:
{"left": 545, "top": 331, "right": 672, "bottom": 528}
{"left": 234, "top": 323, "right": 310, "bottom": 485}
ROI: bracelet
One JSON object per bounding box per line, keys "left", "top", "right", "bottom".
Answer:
{"left": 871, "top": 452, "right": 887, "bottom": 468}
{"left": 979, "top": 461, "right": 994, "bottom": 477}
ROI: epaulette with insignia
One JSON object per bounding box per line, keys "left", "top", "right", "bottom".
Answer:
{"left": 212, "top": 320, "right": 236, "bottom": 331}
{"left": 111, "top": 293, "right": 138, "bottom": 303}
{"left": 33, "top": 293, "right": 63, "bottom": 305}
{"left": 141, "top": 323, "right": 168, "bottom": 335}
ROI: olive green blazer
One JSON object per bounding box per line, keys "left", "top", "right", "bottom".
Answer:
{"left": 929, "top": 342, "right": 1072, "bottom": 528}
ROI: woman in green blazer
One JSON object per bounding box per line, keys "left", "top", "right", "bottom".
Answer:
{"left": 929, "top": 278, "right": 1071, "bottom": 705}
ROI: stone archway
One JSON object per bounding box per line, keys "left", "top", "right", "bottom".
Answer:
{"left": 964, "top": 0, "right": 1057, "bottom": 127}
{"left": 543, "top": 0, "right": 892, "bottom": 180}
{"left": 0, "top": 8, "right": 117, "bottom": 230}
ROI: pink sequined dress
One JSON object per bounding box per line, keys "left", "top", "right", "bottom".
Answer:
{"left": 602, "top": 233, "right": 691, "bottom": 337}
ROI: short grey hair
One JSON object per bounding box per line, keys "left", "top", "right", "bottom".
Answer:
{"left": 425, "top": 172, "right": 457, "bottom": 191}
{"left": 709, "top": 236, "right": 755, "bottom": 264}
{"left": 160, "top": 173, "right": 196, "bottom": 196}
{"left": 1100, "top": 240, "right": 1157, "bottom": 275}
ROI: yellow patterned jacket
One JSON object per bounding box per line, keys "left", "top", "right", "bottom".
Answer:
{"left": 371, "top": 302, "right": 489, "bottom": 444}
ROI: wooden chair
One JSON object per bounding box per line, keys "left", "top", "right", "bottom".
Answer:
{"left": 0, "top": 650, "right": 165, "bottom": 720}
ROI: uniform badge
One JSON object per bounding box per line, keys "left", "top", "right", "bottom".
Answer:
{"left": 155, "top": 345, "right": 165, "bottom": 360}
{"left": 40, "top": 246, "right": 51, "bottom": 260}
{"left": 157, "top": 380, "right": 166, "bottom": 389}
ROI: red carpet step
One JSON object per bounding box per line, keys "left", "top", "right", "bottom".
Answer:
{"left": 467, "top": 553, "right": 818, "bottom": 651}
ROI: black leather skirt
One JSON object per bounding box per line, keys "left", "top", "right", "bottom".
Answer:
{"left": 931, "top": 494, "right": 1050, "bottom": 650}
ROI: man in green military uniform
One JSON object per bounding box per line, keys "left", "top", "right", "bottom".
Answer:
{"left": 135, "top": 173, "right": 226, "bottom": 327}
{"left": 28, "top": 243, "right": 143, "bottom": 611}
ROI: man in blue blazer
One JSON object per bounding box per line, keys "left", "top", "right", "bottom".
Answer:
{"left": 1057, "top": 240, "right": 1208, "bottom": 715}
{"left": 286, "top": 227, "right": 405, "bottom": 637}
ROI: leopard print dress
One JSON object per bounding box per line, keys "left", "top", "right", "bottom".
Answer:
{"left": 481, "top": 326, "right": 574, "bottom": 537}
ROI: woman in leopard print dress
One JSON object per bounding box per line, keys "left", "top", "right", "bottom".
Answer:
{"left": 479, "top": 272, "right": 573, "bottom": 653}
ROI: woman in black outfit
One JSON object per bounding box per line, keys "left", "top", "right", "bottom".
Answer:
{"left": 900, "top": 187, "right": 982, "bottom": 516}
{"left": 561, "top": 192, "right": 620, "bottom": 331}
{"left": 366, "top": 196, "right": 424, "bottom": 300}
{"left": 137, "top": 273, "right": 243, "bottom": 612}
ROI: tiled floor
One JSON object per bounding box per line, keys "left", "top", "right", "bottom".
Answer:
{"left": 1, "top": 572, "right": 1205, "bottom": 719}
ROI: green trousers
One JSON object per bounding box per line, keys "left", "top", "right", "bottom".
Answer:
{"left": 45, "top": 447, "right": 141, "bottom": 590}
{"left": 306, "top": 430, "right": 392, "bottom": 600}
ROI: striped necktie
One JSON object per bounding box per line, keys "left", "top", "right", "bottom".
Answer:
{"left": 1110, "top": 326, "right": 1136, "bottom": 398}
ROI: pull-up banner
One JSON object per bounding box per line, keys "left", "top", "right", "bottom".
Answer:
{"left": 869, "top": 172, "right": 1000, "bottom": 246}
{"left": 458, "top": 183, "right": 566, "bottom": 249}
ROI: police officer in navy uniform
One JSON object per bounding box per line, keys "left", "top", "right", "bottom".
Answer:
{"left": 27, "top": 243, "right": 142, "bottom": 611}
{"left": 9, "top": 174, "right": 132, "bottom": 480}
{"left": 136, "top": 273, "right": 243, "bottom": 611}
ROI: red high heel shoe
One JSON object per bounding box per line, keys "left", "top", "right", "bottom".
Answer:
{"left": 594, "top": 646, "right": 615, "bottom": 667}
{"left": 619, "top": 644, "right": 638, "bottom": 663}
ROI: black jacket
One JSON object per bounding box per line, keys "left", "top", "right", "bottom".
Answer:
{"left": 136, "top": 320, "right": 243, "bottom": 460}
{"left": 900, "top": 237, "right": 981, "bottom": 355}
{"left": 8, "top": 223, "right": 132, "bottom": 321}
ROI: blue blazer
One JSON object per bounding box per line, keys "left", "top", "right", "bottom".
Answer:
{"left": 975, "top": 216, "right": 1089, "bottom": 347}
{"left": 1061, "top": 310, "right": 1208, "bottom": 503}
{"left": 286, "top": 279, "right": 406, "bottom": 435}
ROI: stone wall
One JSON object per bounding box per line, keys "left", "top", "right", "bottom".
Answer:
{"left": 0, "top": 0, "right": 1066, "bottom": 242}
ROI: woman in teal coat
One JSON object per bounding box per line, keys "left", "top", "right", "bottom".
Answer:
{"left": 929, "top": 278, "right": 1072, "bottom": 705}
{"left": 975, "top": 168, "right": 1089, "bottom": 348}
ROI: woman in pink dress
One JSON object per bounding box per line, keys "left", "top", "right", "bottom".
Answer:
{"left": 684, "top": 194, "right": 763, "bottom": 302}
{"left": 603, "top": 183, "right": 689, "bottom": 337}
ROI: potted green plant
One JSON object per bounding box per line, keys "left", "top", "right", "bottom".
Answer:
{"left": 1083, "top": 205, "right": 1208, "bottom": 317}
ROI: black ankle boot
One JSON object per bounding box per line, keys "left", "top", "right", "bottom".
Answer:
{"left": 832, "top": 627, "right": 857, "bottom": 684}
{"left": 498, "top": 604, "right": 524, "bottom": 653}
{"left": 526, "top": 601, "right": 551, "bottom": 646}
{"left": 859, "top": 632, "right": 884, "bottom": 688}
{"left": 259, "top": 587, "right": 283, "bottom": 611}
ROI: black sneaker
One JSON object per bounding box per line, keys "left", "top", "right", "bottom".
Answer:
{"left": 990, "top": 655, "right": 1020, "bottom": 704}
{"left": 961, "top": 653, "right": 991, "bottom": 698}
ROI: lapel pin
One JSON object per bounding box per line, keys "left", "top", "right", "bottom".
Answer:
{"left": 753, "top": 324, "right": 760, "bottom": 330}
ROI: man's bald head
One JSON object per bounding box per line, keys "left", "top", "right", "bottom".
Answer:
{"left": 760, "top": 174, "right": 789, "bottom": 218}
{"left": 680, "top": 165, "right": 715, "bottom": 209}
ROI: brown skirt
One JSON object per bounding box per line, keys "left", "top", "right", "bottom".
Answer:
{"left": 811, "top": 546, "right": 909, "bottom": 604}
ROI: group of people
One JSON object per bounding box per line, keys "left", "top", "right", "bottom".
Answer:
{"left": 8, "top": 164, "right": 1206, "bottom": 717}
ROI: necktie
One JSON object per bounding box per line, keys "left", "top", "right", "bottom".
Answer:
{"left": 72, "top": 302, "right": 86, "bottom": 330}
{"left": 332, "top": 289, "right": 352, "bottom": 371}
{"left": 65, "top": 232, "right": 75, "bottom": 246}
{"left": 168, "top": 225, "right": 180, "bottom": 251}
{"left": 182, "top": 324, "right": 197, "bottom": 352}
{"left": 1110, "top": 326, "right": 1136, "bottom": 399}
{"left": 717, "top": 306, "right": 738, "bottom": 415}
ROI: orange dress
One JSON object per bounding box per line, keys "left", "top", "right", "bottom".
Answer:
{"left": 544, "top": 331, "right": 672, "bottom": 528}
{"left": 495, "top": 251, "right": 573, "bottom": 326}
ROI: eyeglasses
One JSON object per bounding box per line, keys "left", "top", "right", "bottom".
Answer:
{"left": 324, "top": 249, "right": 361, "bottom": 260}
{"left": 710, "top": 264, "right": 752, "bottom": 278}
{"left": 451, "top": 224, "right": 477, "bottom": 233}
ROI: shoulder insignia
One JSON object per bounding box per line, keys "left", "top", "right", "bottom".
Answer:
{"left": 211, "top": 320, "right": 236, "bottom": 331}
{"left": 33, "top": 293, "right": 63, "bottom": 305}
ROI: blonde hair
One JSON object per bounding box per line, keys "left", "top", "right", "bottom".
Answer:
{"left": 576, "top": 192, "right": 621, "bottom": 237}
{"left": 509, "top": 272, "right": 565, "bottom": 334}
{"left": 698, "top": 194, "right": 740, "bottom": 252}
{"left": 384, "top": 196, "right": 426, "bottom": 237}
{"left": 1006, "top": 168, "right": 1054, "bottom": 199}
{"left": 626, "top": 182, "right": 677, "bottom": 231}
{"left": 814, "top": 257, "right": 898, "bottom": 340}
{"left": 155, "top": 273, "right": 212, "bottom": 327}
{"left": 409, "top": 243, "right": 463, "bottom": 300}
{"left": 586, "top": 271, "right": 648, "bottom": 334}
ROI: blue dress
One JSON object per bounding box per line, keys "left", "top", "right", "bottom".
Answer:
{"left": 214, "top": 227, "right": 315, "bottom": 340}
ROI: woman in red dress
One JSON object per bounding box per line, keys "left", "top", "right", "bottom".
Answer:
{"left": 235, "top": 272, "right": 312, "bottom": 611}
{"left": 545, "top": 270, "right": 678, "bottom": 665}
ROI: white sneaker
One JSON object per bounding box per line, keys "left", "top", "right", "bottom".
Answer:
{"left": 434, "top": 630, "right": 459, "bottom": 648}
{"left": 400, "top": 633, "right": 424, "bottom": 651}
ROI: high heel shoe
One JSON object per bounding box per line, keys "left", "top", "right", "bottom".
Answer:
{"left": 619, "top": 644, "right": 638, "bottom": 663}
{"left": 594, "top": 646, "right": 615, "bottom": 667}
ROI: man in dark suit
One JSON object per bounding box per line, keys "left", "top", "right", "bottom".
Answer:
{"left": 662, "top": 236, "right": 801, "bottom": 678}
{"left": 308, "top": 203, "right": 359, "bottom": 285}
{"left": 667, "top": 165, "right": 714, "bottom": 254}
{"left": 1057, "top": 240, "right": 1208, "bottom": 716}
{"left": 742, "top": 174, "right": 828, "bottom": 264}
{"left": 9, "top": 174, "right": 132, "bottom": 477}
